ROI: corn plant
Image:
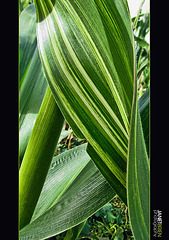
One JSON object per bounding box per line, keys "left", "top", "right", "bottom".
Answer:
{"left": 19, "top": 0, "right": 150, "bottom": 239}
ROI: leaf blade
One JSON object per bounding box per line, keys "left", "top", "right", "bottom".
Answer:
{"left": 19, "top": 4, "right": 47, "bottom": 164}
{"left": 127, "top": 91, "right": 150, "bottom": 239}
{"left": 19, "top": 86, "right": 64, "bottom": 230}
{"left": 31, "top": 143, "right": 90, "bottom": 222}
{"left": 34, "top": 0, "right": 135, "bottom": 203}
{"left": 19, "top": 148, "right": 116, "bottom": 239}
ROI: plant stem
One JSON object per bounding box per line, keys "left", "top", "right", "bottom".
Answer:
{"left": 19, "top": 86, "right": 64, "bottom": 230}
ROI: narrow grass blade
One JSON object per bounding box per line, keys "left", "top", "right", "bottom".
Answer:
{"left": 138, "top": 87, "right": 149, "bottom": 155}
{"left": 127, "top": 88, "right": 150, "bottom": 239}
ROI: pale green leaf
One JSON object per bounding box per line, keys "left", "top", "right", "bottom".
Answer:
{"left": 19, "top": 144, "right": 116, "bottom": 239}
{"left": 19, "top": 4, "right": 47, "bottom": 164}
{"left": 19, "top": 4, "right": 37, "bottom": 87}
{"left": 31, "top": 143, "right": 90, "bottom": 221}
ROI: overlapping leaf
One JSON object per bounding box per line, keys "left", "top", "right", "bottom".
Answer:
{"left": 34, "top": 0, "right": 135, "bottom": 203}
{"left": 19, "top": 5, "right": 74, "bottom": 165}
{"left": 138, "top": 87, "right": 149, "bottom": 155}
{"left": 19, "top": 1, "right": 150, "bottom": 239}
{"left": 19, "top": 4, "right": 47, "bottom": 164}
{"left": 19, "top": 86, "right": 149, "bottom": 239}
{"left": 127, "top": 90, "right": 150, "bottom": 239}
{"left": 19, "top": 144, "right": 116, "bottom": 239}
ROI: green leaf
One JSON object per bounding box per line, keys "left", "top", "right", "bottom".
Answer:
{"left": 134, "top": 36, "right": 149, "bottom": 49}
{"left": 34, "top": 0, "right": 135, "bottom": 204}
{"left": 19, "top": 4, "right": 47, "bottom": 164}
{"left": 19, "top": 86, "right": 64, "bottom": 230}
{"left": 138, "top": 87, "right": 149, "bottom": 155}
{"left": 31, "top": 143, "right": 90, "bottom": 221}
{"left": 127, "top": 89, "right": 150, "bottom": 239}
{"left": 19, "top": 4, "right": 73, "bottom": 164}
{"left": 19, "top": 4, "right": 37, "bottom": 88}
{"left": 18, "top": 83, "right": 149, "bottom": 238}
{"left": 19, "top": 144, "right": 116, "bottom": 239}
{"left": 21, "top": 1, "right": 150, "bottom": 239}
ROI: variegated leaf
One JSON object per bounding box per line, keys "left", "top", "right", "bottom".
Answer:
{"left": 34, "top": 0, "right": 135, "bottom": 203}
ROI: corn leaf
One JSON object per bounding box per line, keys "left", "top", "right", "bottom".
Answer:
{"left": 19, "top": 144, "right": 116, "bottom": 239}
{"left": 19, "top": 86, "right": 64, "bottom": 230}
{"left": 31, "top": 143, "right": 90, "bottom": 221}
{"left": 19, "top": 4, "right": 72, "bottom": 165}
{"left": 19, "top": 1, "right": 150, "bottom": 239}
{"left": 19, "top": 4, "right": 47, "bottom": 164}
{"left": 138, "top": 87, "right": 149, "bottom": 155}
{"left": 127, "top": 90, "right": 150, "bottom": 239}
{"left": 19, "top": 82, "right": 149, "bottom": 240}
{"left": 19, "top": 4, "right": 37, "bottom": 88}
{"left": 34, "top": 0, "right": 135, "bottom": 204}
{"left": 19, "top": 6, "right": 115, "bottom": 232}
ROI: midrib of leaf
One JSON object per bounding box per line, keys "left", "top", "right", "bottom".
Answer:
{"left": 41, "top": 155, "right": 89, "bottom": 214}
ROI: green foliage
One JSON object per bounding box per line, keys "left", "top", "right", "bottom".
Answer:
{"left": 19, "top": 139, "right": 116, "bottom": 239}
{"left": 34, "top": 0, "right": 135, "bottom": 205}
{"left": 19, "top": 0, "right": 34, "bottom": 12}
{"left": 19, "top": 3, "right": 47, "bottom": 164}
{"left": 19, "top": 1, "right": 150, "bottom": 239}
{"left": 19, "top": 86, "right": 64, "bottom": 230}
{"left": 79, "top": 196, "right": 134, "bottom": 240}
{"left": 132, "top": 13, "right": 150, "bottom": 97}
